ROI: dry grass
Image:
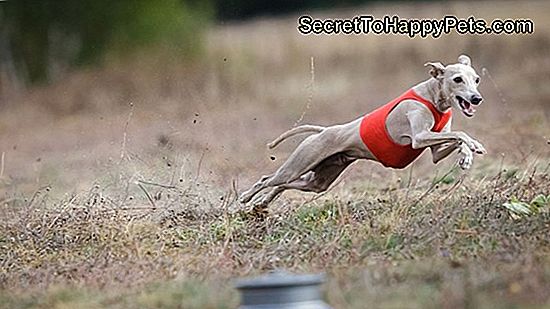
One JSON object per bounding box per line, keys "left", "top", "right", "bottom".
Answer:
{"left": 1, "top": 0, "right": 550, "bottom": 308}
{"left": 1, "top": 156, "right": 549, "bottom": 308}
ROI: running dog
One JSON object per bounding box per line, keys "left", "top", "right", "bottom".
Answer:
{"left": 240, "top": 55, "right": 486, "bottom": 209}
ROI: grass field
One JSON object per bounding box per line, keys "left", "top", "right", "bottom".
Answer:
{"left": 1, "top": 1, "right": 550, "bottom": 308}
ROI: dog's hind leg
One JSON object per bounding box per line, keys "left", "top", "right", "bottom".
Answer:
{"left": 239, "top": 173, "right": 274, "bottom": 204}
{"left": 263, "top": 128, "right": 352, "bottom": 185}
{"left": 240, "top": 127, "right": 347, "bottom": 203}
{"left": 250, "top": 171, "right": 315, "bottom": 206}
{"left": 252, "top": 152, "right": 356, "bottom": 208}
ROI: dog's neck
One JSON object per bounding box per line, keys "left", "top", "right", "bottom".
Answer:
{"left": 412, "top": 78, "right": 452, "bottom": 113}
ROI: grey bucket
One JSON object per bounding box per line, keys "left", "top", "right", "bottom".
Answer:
{"left": 235, "top": 271, "right": 332, "bottom": 309}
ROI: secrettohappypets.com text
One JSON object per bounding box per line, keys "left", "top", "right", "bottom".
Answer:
{"left": 297, "top": 15, "right": 534, "bottom": 38}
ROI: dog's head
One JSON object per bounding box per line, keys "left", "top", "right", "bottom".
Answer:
{"left": 425, "top": 55, "right": 483, "bottom": 118}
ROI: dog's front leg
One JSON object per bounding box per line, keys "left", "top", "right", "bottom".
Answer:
{"left": 457, "top": 143, "right": 474, "bottom": 170}
{"left": 430, "top": 142, "right": 473, "bottom": 169}
{"left": 430, "top": 142, "right": 460, "bottom": 164}
{"left": 407, "top": 109, "right": 486, "bottom": 154}
{"left": 429, "top": 122, "right": 460, "bottom": 164}
{"left": 412, "top": 130, "right": 485, "bottom": 154}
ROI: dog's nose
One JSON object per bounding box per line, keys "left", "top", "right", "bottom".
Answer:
{"left": 470, "top": 95, "right": 483, "bottom": 105}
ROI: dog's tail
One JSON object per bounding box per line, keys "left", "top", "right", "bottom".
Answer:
{"left": 267, "top": 125, "right": 325, "bottom": 149}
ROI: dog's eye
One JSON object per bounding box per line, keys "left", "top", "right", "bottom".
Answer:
{"left": 453, "top": 77, "right": 463, "bottom": 83}
{"left": 475, "top": 77, "right": 480, "bottom": 84}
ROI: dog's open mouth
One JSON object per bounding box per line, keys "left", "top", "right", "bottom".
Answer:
{"left": 456, "top": 95, "right": 476, "bottom": 117}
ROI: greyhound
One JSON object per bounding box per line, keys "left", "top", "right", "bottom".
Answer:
{"left": 240, "top": 55, "right": 486, "bottom": 210}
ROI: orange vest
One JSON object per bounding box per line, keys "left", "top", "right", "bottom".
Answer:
{"left": 359, "top": 89, "right": 452, "bottom": 169}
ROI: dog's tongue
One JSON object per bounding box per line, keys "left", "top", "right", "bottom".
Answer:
{"left": 464, "top": 104, "right": 476, "bottom": 116}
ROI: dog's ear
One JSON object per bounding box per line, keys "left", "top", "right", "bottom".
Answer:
{"left": 458, "top": 55, "right": 471, "bottom": 66}
{"left": 424, "top": 62, "right": 445, "bottom": 79}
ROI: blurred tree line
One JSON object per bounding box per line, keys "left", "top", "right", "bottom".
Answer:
{"left": 0, "top": 0, "right": 371, "bottom": 86}
{"left": 0, "top": 0, "right": 213, "bottom": 85}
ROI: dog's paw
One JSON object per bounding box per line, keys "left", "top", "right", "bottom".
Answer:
{"left": 458, "top": 155, "right": 473, "bottom": 170}
{"left": 457, "top": 145, "right": 474, "bottom": 170}
{"left": 470, "top": 139, "right": 486, "bottom": 155}
{"left": 461, "top": 137, "right": 486, "bottom": 155}
{"left": 239, "top": 192, "right": 251, "bottom": 204}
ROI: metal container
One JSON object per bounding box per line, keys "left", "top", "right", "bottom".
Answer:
{"left": 235, "top": 270, "right": 332, "bottom": 309}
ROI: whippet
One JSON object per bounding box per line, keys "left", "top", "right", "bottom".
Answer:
{"left": 240, "top": 55, "right": 486, "bottom": 209}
